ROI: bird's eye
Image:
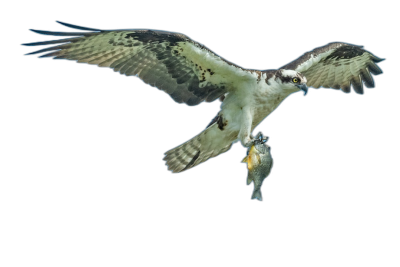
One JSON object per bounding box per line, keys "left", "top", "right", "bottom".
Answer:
{"left": 292, "top": 78, "right": 299, "bottom": 83}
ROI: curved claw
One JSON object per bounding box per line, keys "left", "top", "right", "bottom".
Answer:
{"left": 262, "top": 136, "right": 269, "bottom": 143}
{"left": 254, "top": 132, "right": 269, "bottom": 144}
{"left": 255, "top": 132, "right": 263, "bottom": 140}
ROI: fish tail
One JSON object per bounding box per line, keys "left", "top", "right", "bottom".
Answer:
{"left": 251, "top": 189, "right": 263, "bottom": 201}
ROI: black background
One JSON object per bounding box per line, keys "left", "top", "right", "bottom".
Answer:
{"left": 9, "top": 2, "right": 398, "bottom": 232}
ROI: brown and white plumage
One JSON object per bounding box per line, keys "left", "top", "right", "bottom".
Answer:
{"left": 24, "top": 21, "right": 254, "bottom": 106}
{"left": 24, "top": 22, "right": 384, "bottom": 172}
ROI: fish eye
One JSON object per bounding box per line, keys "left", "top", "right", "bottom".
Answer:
{"left": 292, "top": 77, "right": 299, "bottom": 83}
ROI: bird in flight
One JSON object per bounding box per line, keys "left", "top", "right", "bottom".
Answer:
{"left": 24, "top": 22, "right": 384, "bottom": 173}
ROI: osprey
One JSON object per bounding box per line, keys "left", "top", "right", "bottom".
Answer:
{"left": 24, "top": 22, "right": 384, "bottom": 173}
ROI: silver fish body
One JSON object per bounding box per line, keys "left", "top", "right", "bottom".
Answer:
{"left": 242, "top": 133, "right": 273, "bottom": 201}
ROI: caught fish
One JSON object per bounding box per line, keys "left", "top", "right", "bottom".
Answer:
{"left": 242, "top": 132, "right": 273, "bottom": 201}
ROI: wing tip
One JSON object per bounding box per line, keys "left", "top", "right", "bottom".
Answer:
{"left": 21, "top": 42, "right": 33, "bottom": 47}
{"left": 341, "top": 90, "right": 351, "bottom": 94}
{"left": 27, "top": 21, "right": 101, "bottom": 38}
{"left": 56, "top": 20, "right": 71, "bottom": 27}
{"left": 354, "top": 90, "right": 364, "bottom": 95}
{"left": 28, "top": 28, "right": 84, "bottom": 36}
{"left": 38, "top": 51, "right": 58, "bottom": 58}
{"left": 55, "top": 20, "right": 102, "bottom": 32}
{"left": 29, "top": 29, "right": 39, "bottom": 34}
{"left": 23, "top": 53, "right": 35, "bottom": 56}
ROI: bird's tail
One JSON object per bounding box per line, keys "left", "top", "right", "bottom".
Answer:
{"left": 163, "top": 123, "right": 233, "bottom": 173}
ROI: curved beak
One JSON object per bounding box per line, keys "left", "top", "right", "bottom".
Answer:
{"left": 296, "top": 84, "right": 308, "bottom": 95}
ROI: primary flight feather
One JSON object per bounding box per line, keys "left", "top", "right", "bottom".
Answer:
{"left": 23, "top": 21, "right": 384, "bottom": 172}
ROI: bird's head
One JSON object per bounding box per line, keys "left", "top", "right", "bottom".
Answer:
{"left": 275, "top": 69, "right": 308, "bottom": 95}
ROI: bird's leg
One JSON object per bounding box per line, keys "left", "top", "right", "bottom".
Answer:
{"left": 239, "top": 107, "right": 254, "bottom": 147}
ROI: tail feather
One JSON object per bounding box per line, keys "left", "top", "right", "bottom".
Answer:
{"left": 164, "top": 123, "right": 233, "bottom": 173}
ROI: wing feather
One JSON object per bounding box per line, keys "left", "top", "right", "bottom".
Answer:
{"left": 331, "top": 63, "right": 343, "bottom": 89}
{"left": 24, "top": 22, "right": 256, "bottom": 105}
{"left": 280, "top": 42, "right": 384, "bottom": 94}
{"left": 360, "top": 68, "right": 374, "bottom": 88}
{"left": 325, "top": 63, "right": 336, "bottom": 87}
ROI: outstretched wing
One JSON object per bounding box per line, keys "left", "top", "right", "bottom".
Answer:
{"left": 280, "top": 42, "right": 384, "bottom": 94}
{"left": 24, "top": 22, "right": 256, "bottom": 105}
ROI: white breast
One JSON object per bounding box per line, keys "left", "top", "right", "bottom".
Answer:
{"left": 220, "top": 77, "right": 292, "bottom": 134}
{"left": 251, "top": 81, "right": 291, "bottom": 129}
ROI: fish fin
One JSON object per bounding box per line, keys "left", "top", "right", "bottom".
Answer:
{"left": 241, "top": 156, "right": 248, "bottom": 163}
{"left": 247, "top": 176, "right": 252, "bottom": 185}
